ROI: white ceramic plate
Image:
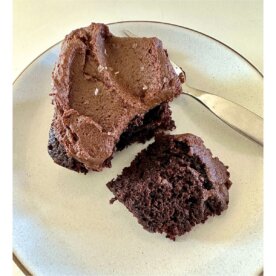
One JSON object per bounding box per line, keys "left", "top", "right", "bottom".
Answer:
{"left": 13, "top": 21, "right": 263, "bottom": 276}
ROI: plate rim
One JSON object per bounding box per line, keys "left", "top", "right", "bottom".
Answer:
{"left": 13, "top": 20, "right": 263, "bottom": 275}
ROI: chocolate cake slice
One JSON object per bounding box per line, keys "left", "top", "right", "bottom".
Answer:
{"left": 107, "top": 133, "right": 232, "bottom": 240}
{"left": 48, "top": 23, "right": 183, "bottom": 172}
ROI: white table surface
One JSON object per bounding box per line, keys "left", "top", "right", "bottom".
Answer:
{"left": 13, "top": 0, "right": 263, "bottom": 275}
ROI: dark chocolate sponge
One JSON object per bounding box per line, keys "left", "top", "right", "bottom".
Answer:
{"left": 107, "top": 133, "right": 232, "bottom": 240}
{"left": 48, "top": 126, "right": 88, "bottom": 174}
{"left": 48, "top": 102, "right": 175, "bottom": 172}
{"left": 116, "top": 101, "right": 175, "bottom": 150}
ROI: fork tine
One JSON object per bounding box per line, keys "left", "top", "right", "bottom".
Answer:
{"left": 123, "top": 30, "right": 138, "bottom": 37}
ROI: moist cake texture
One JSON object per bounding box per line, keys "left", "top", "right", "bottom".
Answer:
{"left": 48, "top": 23, "right": 183, "bottom": 172}
{"left": 107, "top": 133, "right": 232, "bottom": 240}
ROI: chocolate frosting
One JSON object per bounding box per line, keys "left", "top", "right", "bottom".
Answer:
{"left": 51, "top": 23, "right": 183, "bottom": 171}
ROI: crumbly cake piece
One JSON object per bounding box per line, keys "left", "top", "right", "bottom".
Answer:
{"left": 107, "top": 133, "right": 232, "bottom": 240}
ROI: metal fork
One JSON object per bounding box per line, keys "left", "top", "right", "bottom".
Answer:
{"left": 124, "top": 30, "right": 263, "bottom": 146}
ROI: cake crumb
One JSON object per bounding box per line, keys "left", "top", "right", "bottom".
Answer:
{"left": 114, "top": 71, "right": 119, "bottom": 75}
{"left": 140, "top": 66, "right": 144, "bottom": 71}
{"left": 179, "top": 71, "right": 186, "bottom": 83}
{"left": 132, "top": 43, "right": 137, "bottom": 49}
{"left": 97, "top": 65, "right": 105, "bottom": 73}
{"left": 104, "top": 49, "right": 107, "bottom": 55}
{"left": 94, "top": 88, "right": 99, "bottom": 95}
{"left": 163, "top": 77, "right": 168, "bottom": 83}
{"left": 142, "top": 85, "right": 148, "bottom": 90}
{"left": 110, "top": 197, "right": 117, "bottom": 204}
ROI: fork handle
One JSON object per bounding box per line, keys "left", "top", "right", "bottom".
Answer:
{"left": 183, "top": 86, "right": 263, "bottom": 146}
